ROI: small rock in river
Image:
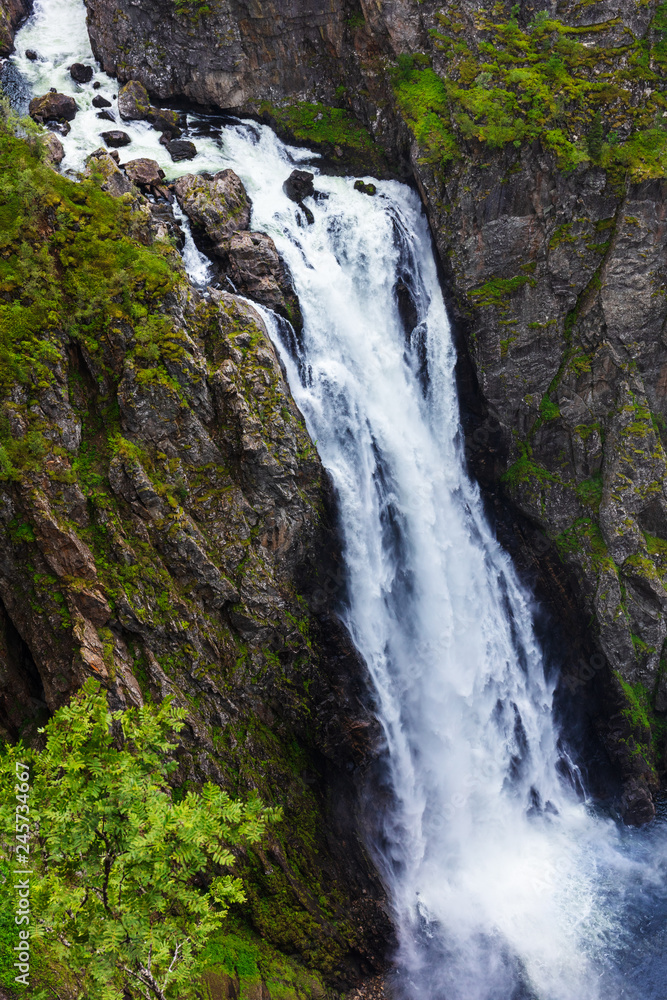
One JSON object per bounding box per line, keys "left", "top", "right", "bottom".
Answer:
{"left": 92, "top": 94, "right": 112, "bottom": 109}
{"left": 96, "top": 110, "right": 115, "bottom": 122}
{"left": 354, "top": 179, "right": 376, "bottom": 196}
{"left": 70, "top": 63, "right": 93, "bottom": 84}
{"left": 165, "top": 138, "right": 197, "bottom": 162}
{"left": 101, "top": 130, "right": 131, "bottom": 148}
{"left": 25, "top": 49, "right": 37, "bottom": 61}
{"left": 93, "top": 81, "right": 101, "bottom": 89}
{"left": 283, "top": 169, "right": 315, "bottom": 203}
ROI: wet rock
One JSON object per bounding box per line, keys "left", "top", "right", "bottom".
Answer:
{"left": 101, "top": 130, "right": 131, "bottom": 148}
{"left": 284, "top": 169, "right": 314, "bottom": 203}
{"left": 148, "top": 107, "right": 180, "bottom": 133}
{"left": 47, "top": 120, "right": 71, "bottom": 136}
{"left": 354, "top": 179, "right": 376, "bottom": 196}
{"left": 25, "top": 49, "right": 37, "bottom": 60}
{"left": 165, "top": 138, "right": 197, "bottom": 162}
{"left": 29, "top": 92, "right": 78, "bottom": 123}
{"left": 96, "top": 110, "right": 115, "bottom": 122}
{"left": 92, "top": 94, "right": 112, "bottom": 108}
{"left": 123, "top": 157, "right": 165, "bottom": 190}
{"left": 173, "top": 169, "right": 250, "bottom": 251}
{"left": 117, "top": 79, "right": 151, "bottom": 120}
{"left": 69, "top": 62, "right": 93, "bottom": 83}
{"left": 225, "top": 230, "right": 301, "bottom": 328}
{"left": 93, "top": 81, "right": 101, "bottom": 89}
{"left": 42, "top": 131, "right": 65, "bottom": 165}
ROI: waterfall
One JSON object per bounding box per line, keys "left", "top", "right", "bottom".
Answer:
{"left": 7, "top": 1, "right": 667, "bottom": 996}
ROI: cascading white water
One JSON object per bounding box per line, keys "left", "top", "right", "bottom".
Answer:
{"left": 6, "top": 2, "right": 667, "bottom": 996}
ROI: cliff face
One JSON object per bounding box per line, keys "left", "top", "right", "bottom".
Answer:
{"left": 0, "top": 0, "right": 30, "bottom": 55}
{"left": 81, "top": 0, "right": 667, "bottom": 822}
{"left": 0, "top": 121, "right": 389, "bottom": 994}
{"left": 85, "top": 0, "right": 353, "bottom": 109}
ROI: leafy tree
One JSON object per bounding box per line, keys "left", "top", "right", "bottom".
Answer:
{"left": 0, "top": 680, "right": 280, "bottom": 1000}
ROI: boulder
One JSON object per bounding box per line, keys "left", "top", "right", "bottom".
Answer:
{"left": 123, "top": 157, "right": 164, "bottom": 190}
{"left": 25, "top": 49, "right": 37, "bottom": 60}
{"left": 85, "top": 149, "right": 133, "bottom": 197}
{"left": 96, "top": 110, "right": 115, "bottom": 122}
{"left": 29, "top": 92, "right": 78, "bottom": 123}
{"left": 173, "top": 169, "right": 251, "bottom": 251}
{"left": 165, "top": 138, "right": 197, "bottom": 162}
{"left": 92, "top": 94, "right": 112, "bottom": 108}
{"left": 225, "top": 230, "right": 302, "bottom": 328}
{"left": 117, "top": 79, "right": 151, "bottom": 120}
{"left": 283, "top": 169, "right": 314, "bottom": 203}
{"left": 148, "top": 108, "right": 180, "bottom": 133}
{"left": 69, "top": 63, "right": 93, "bottom": 83}
{"left": 101, "top": 130, "right": 131, "bottom": 148}
{"left": 42, "top": 131, "right": 65, "bottom": 166}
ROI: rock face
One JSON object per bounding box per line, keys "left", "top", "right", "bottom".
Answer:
{"left": 1, "top": 123, "right": 389, "bottom": 987}
{"left": 85, "top": 0, "right": 352, "bottom": 108}
{"left": 174, "top": 170, "right": 302, "bottom": 324}
{"left": 28, "top": 92, "right": 78, "bottom": 123}
{"left": 174, "top": 170, "right": 251, "bottom": 249}
{"left": 0, "top": 0, "right": 30, "bottom": 56}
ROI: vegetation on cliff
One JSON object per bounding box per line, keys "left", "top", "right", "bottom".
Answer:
{"left": 0, "top": 102, "right": 386, "bottom": 996}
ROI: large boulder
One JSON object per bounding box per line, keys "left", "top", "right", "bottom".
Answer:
{"left": 164, "top": 138, "right": 196, "bottom": 162}
{"left": 123, "top": 157, "right": 164, "bottom": 190}
{"left": 69, "top": 63, "right": 93, "bottom": 83}
{"left": 101, "top": 130, "right": 131, "bottom": 148}
{"left": 117, "top": 80, "right": 151, "bottom": 120}
{"left": 29, "top": 92, "right": 78, "bottom": 123}
{"left": 173, "top": 170, "right": 251, "bottom": 251}
{"left": 42, "top": 131, "right": 65, "bottom": 166}
{"left": 85, "top": 149, "right": 133, "bottom": 198}
{"left": 0, "top": 0, "right": 30, "bottom": 57}
{"left": 225, "top": 230, "right": 302, "bottom": 329}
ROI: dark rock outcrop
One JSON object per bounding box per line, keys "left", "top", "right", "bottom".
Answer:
{"left": 0, "top": 0, "right": 30, "bottom": 56}
{"left": 165, "top": 137, "right": 196, "bottom": 162}
{"left": 29, "top": 91, "right": 78, "bottom": 123}
{"left": 70, "top": 62, "right": 93, "bottom": 83}
{"left": 101, "top": 129, "right": 130, "bottom": 147}
{"left": 173, "top": 170, "right": 252, "bottom": 250}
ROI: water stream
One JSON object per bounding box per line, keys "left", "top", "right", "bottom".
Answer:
{"left": 5, "top": 2, "right": 667, "bottom": 996}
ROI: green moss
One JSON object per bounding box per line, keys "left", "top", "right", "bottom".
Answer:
{"left": 403, "top": 5, "right": 667, "bottom": 179}
{"left": 575, "top": 473, "right": 603, "bottom": 508}
{"left": 470, "top": 273, "right": 535, "bottom": 310}
{"left": 260, "top": 101, "right": 378, "bottom": 158}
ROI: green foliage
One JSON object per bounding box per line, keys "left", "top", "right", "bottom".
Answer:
{"left": 260, "top": 101, "right": 378, "bottom": 158}
{"left": 403, "top": 7, "right": 667, "bottom": 178}
{"left": 470, "top": 273, "right": 535, "bottom": 310}
{"left": 586, "top": 111, "right": 604, "bottom": 162}
{"left": 539, "top": 396, "right": 560, "bottom": 422}
{"left": 0, "top": 681, "right": 279, "bottom": 1000}
{"left": 0, "top": 101, "right": 178, "bottom": 480}
{"left": 174, "top": 0, "right": 212, "bottom": 19}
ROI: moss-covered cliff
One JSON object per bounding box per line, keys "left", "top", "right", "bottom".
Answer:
{"left": 0, "top": 108, "right": 389, "bottom": 997}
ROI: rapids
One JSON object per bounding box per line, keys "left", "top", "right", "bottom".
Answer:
{"left": 6, "top": 1, "right": 667, "bottom": 996}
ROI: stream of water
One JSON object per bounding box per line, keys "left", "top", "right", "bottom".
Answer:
{"left": 5, "top": 2, "right": 667, "bottom": 996}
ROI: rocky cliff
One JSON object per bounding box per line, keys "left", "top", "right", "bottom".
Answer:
{"left": 0, "top": 113, "right": 389, "bottom": 996}
{"left": 81, "top": 0, "right": 667, "bottom": 823}
{"left": 0, "top": 0, "right": 30, "bottom": 56}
